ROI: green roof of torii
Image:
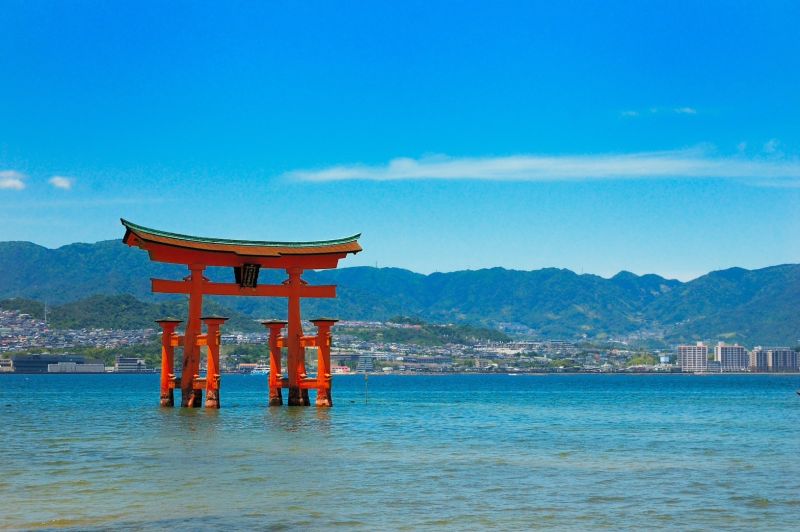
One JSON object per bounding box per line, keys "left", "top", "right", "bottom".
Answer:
{"left": 121, "top": 218, "right": 361, "bottom": 249}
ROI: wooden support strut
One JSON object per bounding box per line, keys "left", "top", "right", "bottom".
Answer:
{"left": 181, "top": 264, "right": 205, "bottom": 408}
{"left": 202, "top": 316, "right": 228, "bottom": 408}
{"left": 311, "top": 319, "right": 338, "bottom": 407}
{"left": 156, "top": 318, "right": 182, "bottom": 407}
{"left": 286, "top": 268, "right": 310, "bottom": 406}
{"left": 262, "top": 320, "right": 287, "bottom": 406}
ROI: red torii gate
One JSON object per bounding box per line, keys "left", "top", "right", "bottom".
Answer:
{"left": 121, "top": 219, "right": 361, "bottom": 408}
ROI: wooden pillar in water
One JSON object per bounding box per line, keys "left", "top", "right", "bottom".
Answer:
{"left": 312, "top": 318, "right": 337, "bottom": 407}
{"left": 286, "top": 267, "right": 310, "bottom": 406}
{"left": 156, "top": 318, "right": 182, "bottom": 407}
{"left": 263, "top": 320, "right": 287, "bottom": 406}
{"left": 203, "top": 316, "right": 227, "bottom": 409}
{"left": 181, "top": 264, "right": 205, "bottom": 407}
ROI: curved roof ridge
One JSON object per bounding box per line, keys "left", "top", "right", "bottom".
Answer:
{"left": 121, "top": 218, "right": 361, "bottom": 248}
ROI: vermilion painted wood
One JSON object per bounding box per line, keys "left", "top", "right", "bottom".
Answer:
{"left": 123, "top": 220, "right": 359, "bottom": 409}
{"left": 155, "top": 319, "right": 181, "bottom": 407}
{"left": 151, "top": 279, "right": 336, "bottom": 298}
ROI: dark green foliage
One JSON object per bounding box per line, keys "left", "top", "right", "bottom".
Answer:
{"left": 649, "top": 266, "right": 800, "bottom": 345}
{"left": 50, "top": 295, "right": 180, "bottom": 329}
{"left": 223, "top": 344, "right": 269, "bottom": 364}
{"left": 0, "top": 294, "right": 263, "bottom": 332}
{"left": 0, "top": 298, "right": 45, "bottom": 318}
{"left": 627, "top": 353, "right": 658, "bottom": 366}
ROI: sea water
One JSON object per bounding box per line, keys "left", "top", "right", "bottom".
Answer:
{"left": 2, "top": 374, "right": 799, "bottom": 530}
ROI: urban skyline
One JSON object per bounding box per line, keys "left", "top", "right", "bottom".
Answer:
{"left": 3, "top": 306, "right": 797, "bottom": 375}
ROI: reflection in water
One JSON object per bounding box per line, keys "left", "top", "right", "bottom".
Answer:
{"left": 315, "top": 407, "right": 331, "bottom": 427}
{"left": 263, "top": 405, "right": 332, "bottom": 435}
{"left": 153, "top": 402, "right": 224, "bottom": 441}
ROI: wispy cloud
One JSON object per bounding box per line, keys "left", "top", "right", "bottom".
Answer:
{"left": 621, "top": 106, "right": 698, "bottom": 117}
{"left": 48, "top": 175, "right": 75, "bottom": 190}
{"left": 284, "top": 148, "right": 800, "bottom": 184}
{"left": 0, "top": 170, "right": 27, "bottom": 190}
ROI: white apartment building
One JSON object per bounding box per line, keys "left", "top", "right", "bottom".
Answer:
{"left": 678, "top": 342, "right": 708, "bottom": 373}
{"left": 714, "top": 342, "right": 749, "bottom": 372}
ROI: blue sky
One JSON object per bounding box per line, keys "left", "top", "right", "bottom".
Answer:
{"left": 1, "top": 0, "right": 799, "bottom": 280}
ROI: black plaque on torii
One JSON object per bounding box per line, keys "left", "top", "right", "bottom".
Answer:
{"left": 234, "top": 263, "right": 261, "bottom": 288}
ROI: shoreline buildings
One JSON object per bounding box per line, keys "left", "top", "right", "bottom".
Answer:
{"left": 714, "top": 342, "right": 749, "bottom": 372}
{"left": 677, "top": 342, "right": 708, "bottom": 373}
{"left": 115, "top": 356, "right": 149, "bottom": 373}
{"left": 750, "top": 346, "right": 798, "bottom": 372}
{"left": 10, "top": 354, "right": 105, "bottom": 374}
{"left": 678, "top": 342, "right": 799, "bottom": 373}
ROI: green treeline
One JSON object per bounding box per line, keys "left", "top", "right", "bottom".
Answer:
{"left": 0, "top": 295, "right": 262, "bottom": 332}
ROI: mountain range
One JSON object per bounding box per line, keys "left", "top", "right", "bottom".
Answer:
{"left": 0, "top": 239, "right": 797, "bottom": 346}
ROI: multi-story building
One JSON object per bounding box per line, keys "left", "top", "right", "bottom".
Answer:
{"left": 11, "top": 354, "right": 87, "bottom": 373}
{"left": 750, "top": 347, "right": 768, "bottom": 371}
{"left": 677, "top": 342, "right": 708, "bottom": 373}
{"left": 47, "top": 361, "right": 105, "bottom": 373}
{"left": 355, "top": 355, "right": 374, "bottom": 373}
{"left": 115, "top": 356, "right": 148, "bottom": 373}
{"left": 714, "top": 342, "right": 749, "bottom": 372}
{"left": 770, "top": 348, "right": 799, "bottom": 372}
{"left": 750, "top": 347, "right": 798, "bottom": 372}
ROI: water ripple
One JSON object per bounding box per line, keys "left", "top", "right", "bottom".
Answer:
{"left": 1, "top": 373, "right": 799, "bottom": 530}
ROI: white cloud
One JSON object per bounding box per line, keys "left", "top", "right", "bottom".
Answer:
{"left": 623, "top": 106, "right": 698, "bottom": 116}
{"left": 0, "top": 170, "right": 27, "bottom": 190}
{"left": 48, "top": 176, "right": 74, "bottom": 190}
{"left": 284, "top": 148, "right": 800, "bottom": 184}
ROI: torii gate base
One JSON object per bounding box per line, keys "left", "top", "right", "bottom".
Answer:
{"left": 155, "top": 315, "right": 338, "bottom": 408}
{"left": 263, "top": 319, "right": 336, "bottom": 407}
{"left": 156, "top": 316, "right": 227, "bottom": 408}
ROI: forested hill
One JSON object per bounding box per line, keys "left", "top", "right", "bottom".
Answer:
{"left": 0, "top": 240, "right": 797, "bottom": 345}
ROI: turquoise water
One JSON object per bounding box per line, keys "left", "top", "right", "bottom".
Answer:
{"left": 2, "top": 374, "right": 800, "bottom": 530}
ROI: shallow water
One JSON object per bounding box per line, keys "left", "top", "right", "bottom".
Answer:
{"left": 2, "top": 374, "right": 799, "bottom": 530}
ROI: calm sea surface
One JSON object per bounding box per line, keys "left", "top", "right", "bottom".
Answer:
{"left": 2, "top": 374, "right": 800, "bottom": 530}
